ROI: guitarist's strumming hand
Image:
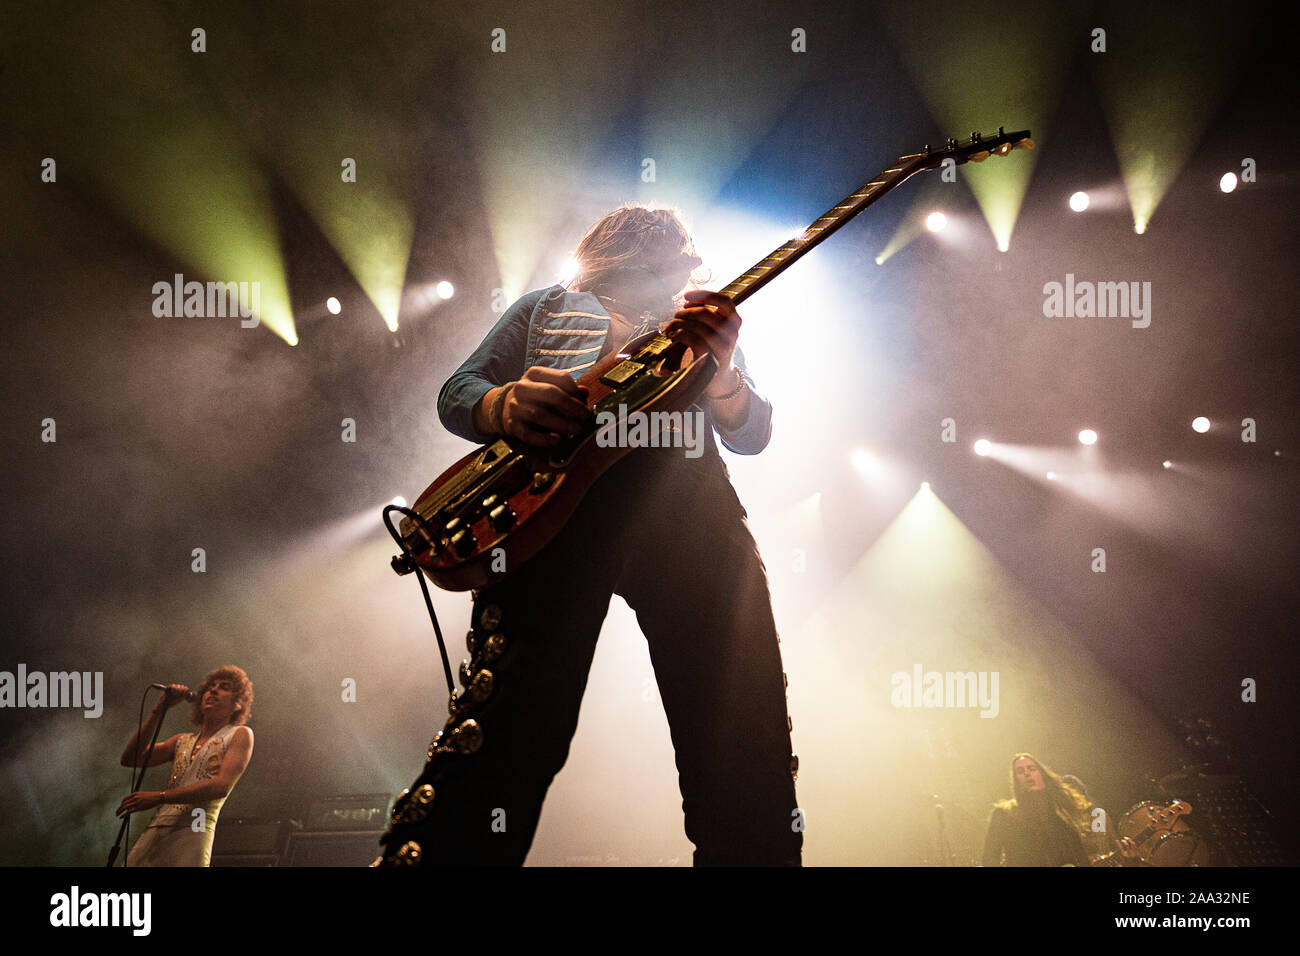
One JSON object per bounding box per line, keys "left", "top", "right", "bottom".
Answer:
{"left": 474, "top": 366, "right": 592, "bottom": 449}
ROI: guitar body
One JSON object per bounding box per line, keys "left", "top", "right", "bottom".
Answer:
{"left": 401, "top": 332, "right": 716, "bottom": 591}
{"left": 1118, "top": 799, "right": 1198, "bottom": 864}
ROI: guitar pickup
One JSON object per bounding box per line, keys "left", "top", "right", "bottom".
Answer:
{"left": 600, "top": 360, "right": 644, "bottom": 387}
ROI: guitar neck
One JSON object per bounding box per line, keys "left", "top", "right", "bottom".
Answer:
{"left": 718, "top": 159, "right": 924, "bottom": 306}
{"left": 717, "top": 128, "right": 1032, "bottom": 306}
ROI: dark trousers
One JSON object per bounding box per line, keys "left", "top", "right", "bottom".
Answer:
{"left": 382, "top": 443, "right": 801, "bottom": 866}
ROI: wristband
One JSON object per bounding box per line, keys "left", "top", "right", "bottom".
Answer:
{"left": 709, "top": 370, "right": 747, "bottom": 402}
{"left": 490, "top": 382, "right": 516, "bottom": 434}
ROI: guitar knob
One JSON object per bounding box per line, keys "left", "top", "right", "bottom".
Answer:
{"left": 489, "top": 503, "right": 516, "bottom": 532}
{"left": 449, "top": 528, "right": 476, "bottom": 558}
{"left": 530, "top": 471, "right": 554, "bottom": 494}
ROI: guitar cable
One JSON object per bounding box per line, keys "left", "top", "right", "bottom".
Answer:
{"left": 383, "top": 504, "right": 456, "bottom": 699}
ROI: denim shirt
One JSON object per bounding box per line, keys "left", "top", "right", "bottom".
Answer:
{"left": 437, "top": 285, "right": 774, "bottom": 455}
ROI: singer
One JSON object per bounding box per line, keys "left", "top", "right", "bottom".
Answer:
{"left": 116, "top": 665, "right": 254, "bottom": 866}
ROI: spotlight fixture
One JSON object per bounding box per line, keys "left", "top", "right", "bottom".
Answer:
{"left": 973, "top": 439, "right": 992, "bottom": 457}
{"left": 1078, "top": 429, "right": 1098, "bottom": 446}
{"left": 1192, "top": 417, "right": 1210, "bottom": 433}
{"left": 1219, "top": 172, "right": 1238, "bottom": 193}
{"left": 326, "top": 296, "right": 342, "bottom": 315}
{"left": 925, "top": 211, "right": 947, "bottom": 233}
{"left": 1162, "top": 460, "right": 1173, "bottom": 469}
{"left": 435, "top": 281, "right": 455, "bottom": 300}
{"left": 1069, "top": 191, "right": 1090, "bottom": 212}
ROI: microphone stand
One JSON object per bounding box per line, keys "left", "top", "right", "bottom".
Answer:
{"left": 935, "top": 796, "right": 956, "bottom": 866}
{"left": 106, "top": 687, "right": 171, "bottom": 867}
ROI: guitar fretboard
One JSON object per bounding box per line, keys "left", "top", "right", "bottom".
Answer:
{"left": 719, "top": 161, "right": 923, "bottom": 307}
{"left": 717, "top": 129, "right": 1031, "bottom": 307}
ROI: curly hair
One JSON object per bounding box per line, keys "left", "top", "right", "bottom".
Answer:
{"left": 994, "top": 752, "right": 1091, "bottom": 832}
{"left": 568, "top": 203, "right": 708, "bottom": 294}
{"left": 188, "top": 665, "right": 253, "bottom": 727}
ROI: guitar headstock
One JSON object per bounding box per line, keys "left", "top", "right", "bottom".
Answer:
{"left": 908, "top": 127, "right": 1034, "bottom": 172}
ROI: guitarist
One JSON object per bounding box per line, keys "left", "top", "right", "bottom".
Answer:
{"left": 379, "top": 203, "right": 801, "bottom": 866}
{"left": 981, "top": 754, "right": 1093, "bottom": 866}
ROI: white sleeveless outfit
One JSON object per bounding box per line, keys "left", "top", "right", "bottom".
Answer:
{"left": 126, "top": 723, "right": 242, "bottom": 866}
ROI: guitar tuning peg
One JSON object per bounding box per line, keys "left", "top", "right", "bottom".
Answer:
{"left": 967, "top": 150, "right": 990, "bottom": 163}
{"left": 971, "top": 131, "right": 981, "bottom": 142}
{"left": 1014, "top": 138, "right": 1036, "bottom": 150}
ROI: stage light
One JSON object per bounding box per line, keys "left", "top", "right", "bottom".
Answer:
{"left": 1069, "top": 191, "right": 1090, "bottom": 212}
{"left": 391, "top": 496, "right": 407, "bottom": 508}
{"left": 1219, "top": 172, "right": 1238, "bottom": 193}
{"left": 925, "top": 211, "right": 947, "bottom": 233}
{"left": 973, "top": 439, "right": 992, "bottom": 457}
{"left": 1192, "top": 416, "right": 1210, "bottom": 433}
{"left": 559, "top": 256, "right": 580, "bottom": 283}
{"left": 996, "top": 240, "right": 1010, "bottom": 252}
{"left": 326, "top": 296, "right": 342, "bottom": 315}
{"left": 874, "top": 256, "right": 884, "bottom": 266}
{"left": 435, "top": 281, "right": 455, "bottom": 300}
{"left": 1046, "top": 472, "right": 1057, "bottom": 481}
{"left": 920, "top": 481, "right": 930, "bottom": 491}
{"left": 1162, "top": 460, "right": 1173, "bottom": 469}
{"left": 1078, "top": 429, "right": 1098, "bottom": 446}
{"left": 1134, "top": 219, "right": 1148, "bottom": 235}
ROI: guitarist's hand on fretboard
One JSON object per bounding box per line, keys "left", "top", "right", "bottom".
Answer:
{"left": 665, "top": 290, "right": 742, "bottom": 393}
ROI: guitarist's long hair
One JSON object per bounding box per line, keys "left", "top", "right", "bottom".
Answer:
{"left": 569, "top": 203, "right": 708, "bottom": 300}
{"left": 995, "top": 752, "right": 1091, "bottom": 832}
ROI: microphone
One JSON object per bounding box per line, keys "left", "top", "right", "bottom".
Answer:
{"left": 150, "top": 683, "right": 198, "bottom": 702}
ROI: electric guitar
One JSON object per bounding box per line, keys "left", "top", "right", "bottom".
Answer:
{"left": 392, "top": 128, "right": 1034, "bottom": 590}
